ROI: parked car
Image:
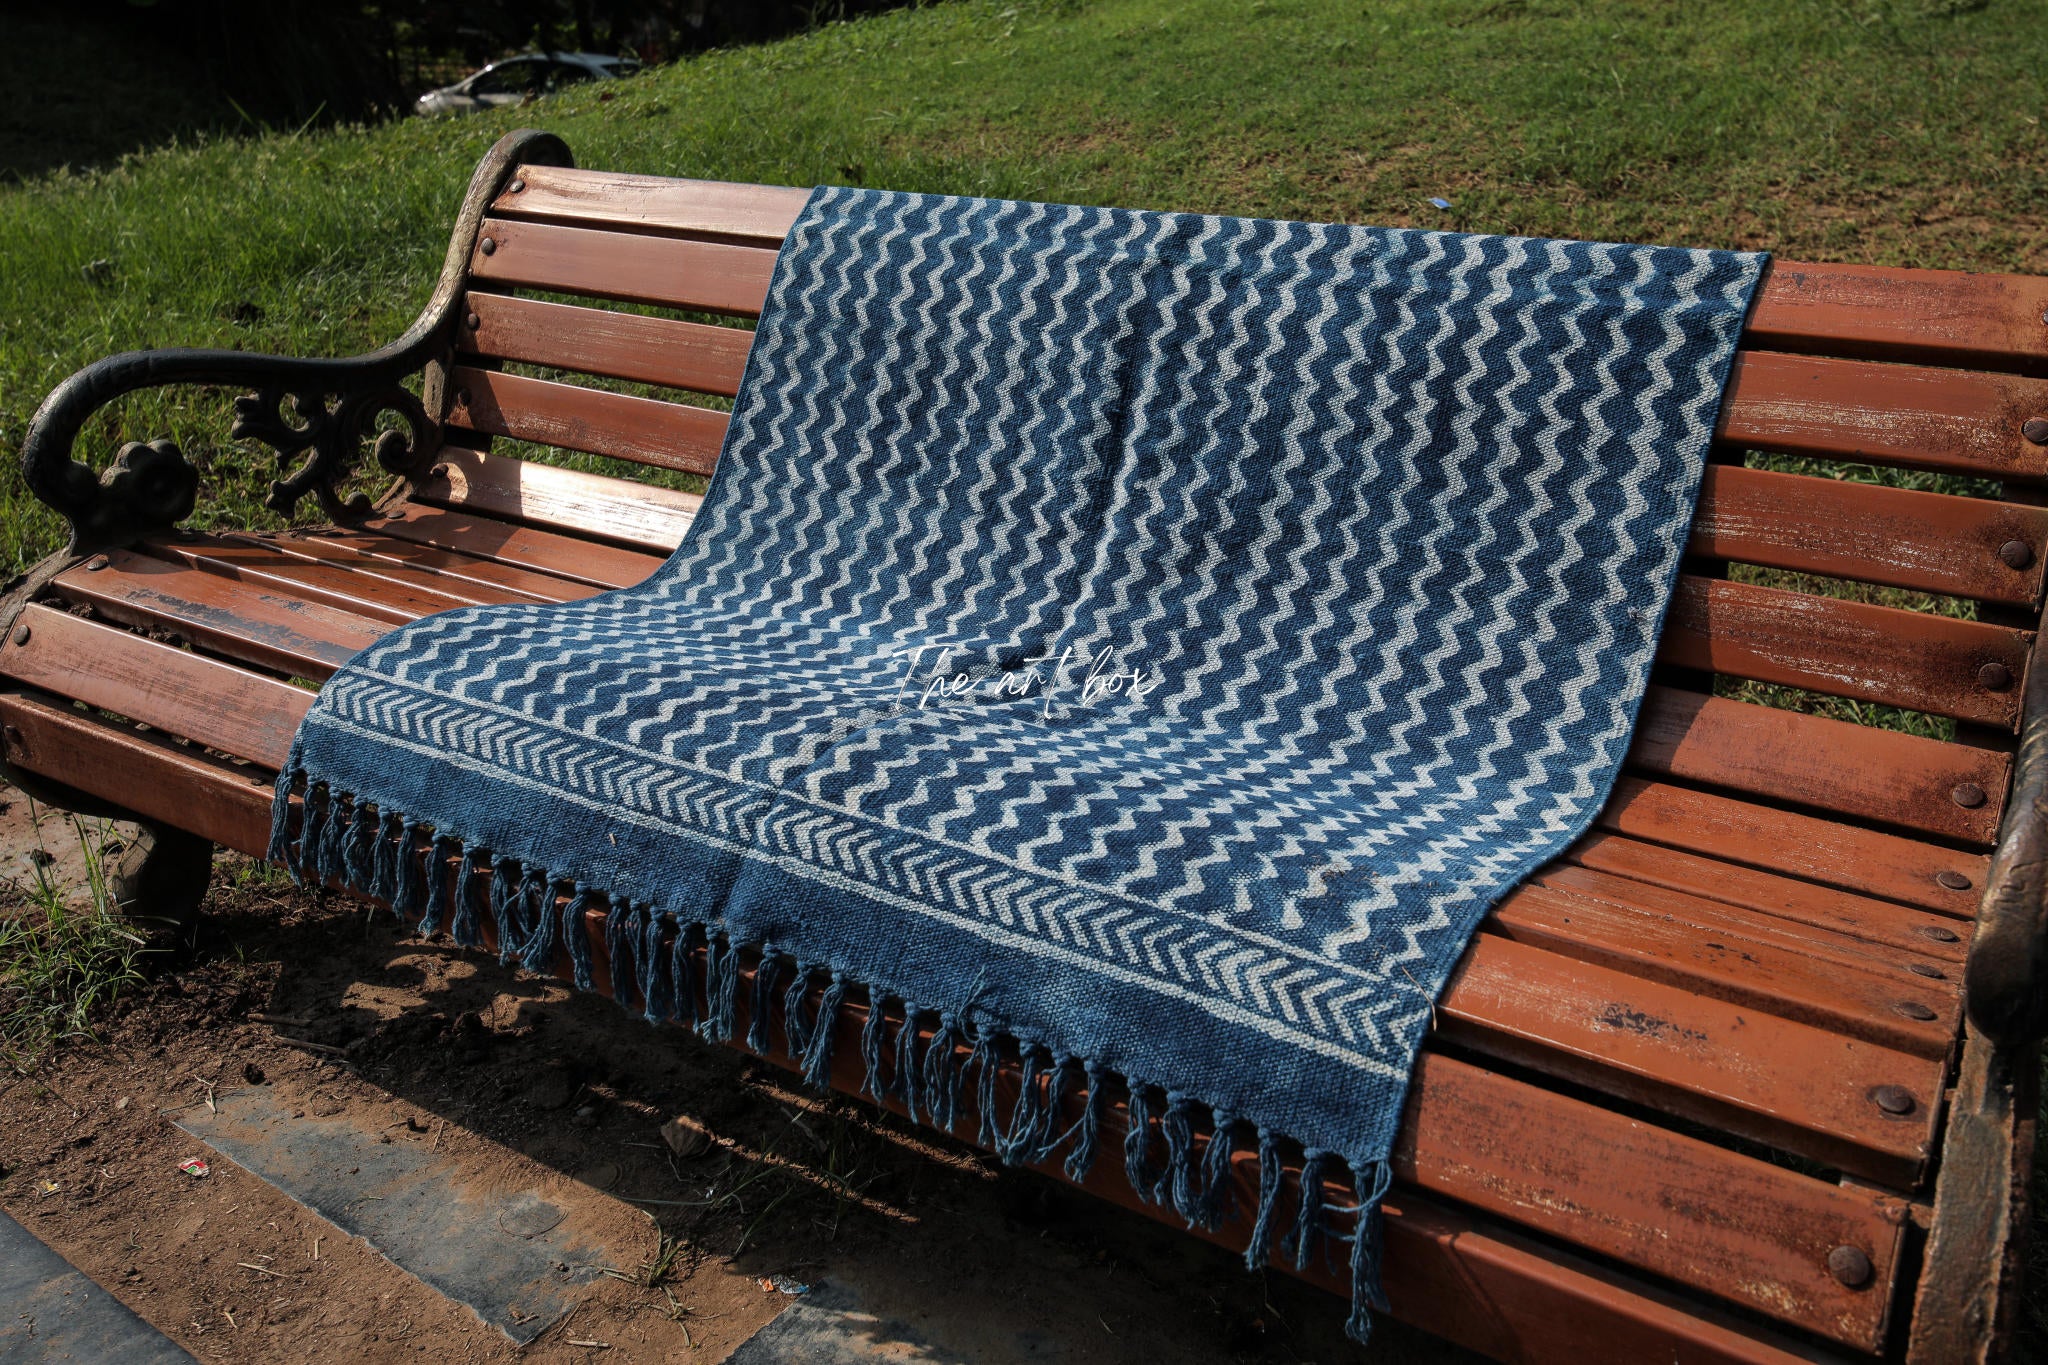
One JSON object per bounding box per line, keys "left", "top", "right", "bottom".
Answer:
{"left": 415, "top": 53, "right": 641, "bottom": 116}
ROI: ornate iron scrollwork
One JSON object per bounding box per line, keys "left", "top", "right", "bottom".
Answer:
{"left": 16, "top": 128, "right": 573, "bottom": 557}
{"left": 232, "top": 382, "right": 434, "bottom": 521}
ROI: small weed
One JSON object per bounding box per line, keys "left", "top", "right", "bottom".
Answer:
{"left": 0, "top": 805, "right": 146, "bottom": 1068}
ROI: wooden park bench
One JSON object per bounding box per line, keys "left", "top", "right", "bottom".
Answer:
{"left": 5, "top": 129, "right": 2043, "bottom": 1363}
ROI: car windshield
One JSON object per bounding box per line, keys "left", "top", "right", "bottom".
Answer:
{"left": 469, "top": 60, "right": 544, "bottom": 96}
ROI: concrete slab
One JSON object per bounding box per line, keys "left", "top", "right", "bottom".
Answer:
{"left": 170, "top": 1086, "right": 651, "bottom": 1345}
{"left": 0, "top": 1209, "right": 192, "bottom": 1363}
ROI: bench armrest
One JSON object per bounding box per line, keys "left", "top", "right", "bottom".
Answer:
{"left": 1967, "top": 615, "right": 2048, "bottom": 1043}
{"left": 18, "top": 129, "right": 570, "bottom": 556}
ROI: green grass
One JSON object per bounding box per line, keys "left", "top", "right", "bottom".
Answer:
{"left": 0, "top": 808, "right": 146, "bottom": 1069}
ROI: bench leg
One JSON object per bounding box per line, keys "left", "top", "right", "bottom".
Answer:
{"left": 108, "top": 823, "right": 213, "bottom": 951}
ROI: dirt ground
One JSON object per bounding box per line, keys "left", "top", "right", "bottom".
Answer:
{"left": 0, "top": 793, "right": 1470, "bottom": 1365}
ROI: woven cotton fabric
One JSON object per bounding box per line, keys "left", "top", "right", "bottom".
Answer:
{"left": 272, "top": 186, "right": 1764, "bottom": 1338}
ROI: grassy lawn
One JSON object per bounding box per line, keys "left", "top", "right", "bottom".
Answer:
{"left": 1, "top": 0, "right": 2045, "bottom": 1349}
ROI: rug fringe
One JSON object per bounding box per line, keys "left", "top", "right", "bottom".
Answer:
{"left": 267, "top": 778, "right": 1392, "bottom": 1343}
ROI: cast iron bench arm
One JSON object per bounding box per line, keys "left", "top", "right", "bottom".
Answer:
{"left": 17, "top": 129, "right": 570, "bottom": 556}
{"left": 1967, "top": 611, "right": 2048, "bottom": 1043}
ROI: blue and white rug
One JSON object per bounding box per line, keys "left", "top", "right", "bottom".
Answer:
{"left": 272, "top": 187, "right": 1764, "bottom": 1340}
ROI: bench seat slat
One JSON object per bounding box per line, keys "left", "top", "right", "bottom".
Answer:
{"left": 138, "top": 537, "right": 478, "bottom": 623}
{"left": 446, "top": 365, "right": 729, "bottom": 474}
{"left": 369, "top": 502, "right": 669, "bottom": 589}
{"left": 415, "top": 449, "right": 701, "bottom": 555}
{"left": 276, "top": 528, "right": 606, "bottom": 604}
{"left": 0, "top": 606, "right": 311, "bottom": 764}
{"left": 49, "top": 550, "right": 382, "bottom": 678}
{"left": 1662, "top": 576, "right": 2029, "bottom": 729}
{"left": 464, "top": 291, "right": 753, "bottom": 397}
{"left": 1443, "top": 934, "right": 1939, "bottom": 1185}
{"left": 1561, "top": 831, "right": 1969, "bottom": 957}
{"left": 469, "top": 217, "right": 779, "bottom": 316}
{"left": 1596, "top": 776, "right": 1985, "bottom": 916}
{"left": 1627, "top": 686, "right": 2007, "bottom": 845}
{"left": 1490, "top": 879, "right": 1956, "bottom": 1055}
{"left": 1696, "top": 464, "right": 2047, "bottom": 607}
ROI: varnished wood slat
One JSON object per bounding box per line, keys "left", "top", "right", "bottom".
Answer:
{"left": 464, "top": 291, "right": 754, "bottom": 397}
{"left": 1747, "top": 259, "right": 2048, "bottom": 376}
{"left": 1659, "top": 575, "right": 2029, "bottom": 728}
{"left": 216, "top": 529, "right": 562, "bottom": 610}
{"left": 1560, "top": 830, "right": 1969, "bottom": 960}
{"left": 0, "top": 605, "right": 307, "bottom": 764}
{"left": 490, "top": 165, "right": 2047, "bottom": 377}
{"left": 280, "top": 526, "right": 607, "bottom": 606}
{"left": 48, "top": 550, "right": 382, "bottom": 679}
{"left": 1721, "top": 350, "right": 2048, "bottom": 481}
{"left": 469, "top": 217, "right": 779, "bottom": 317}
{"left": 494, "top": 165, "right": 811, "bottom": 246}
{"left": 0, "top": 692, "right": 275, "bottom": 854}
{"left": 1596, "top": 777, "right": 1986, "bottom": 917}
{"left": 411, "top": 447, "right": 699, "bottom": 554}
{"left": 1627, "top": 687, "right": 2008, "bottom": 845}
{"left": 1694, "top": 464, "right": 2047, "bottom": 607}
{"left": 1443, "top": 934, "right": 1939, "bottom": 1185}
{"left": 139, "top": 535, "right": 476, "bottom": 625}
{"left": 370, "top": 502, "right": 667, "bottom": 591}
{"left": 1497, "top": 877, "right": 1957, "bottom": 1056}
{"left": 446, "top": 365, "right": 729, "bottom": 475}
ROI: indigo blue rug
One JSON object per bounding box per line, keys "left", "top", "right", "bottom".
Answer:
{"left": 272, "top": 187, "right": 1764, "bottom": 1340}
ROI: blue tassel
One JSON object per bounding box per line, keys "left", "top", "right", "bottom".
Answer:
{"left": 669, "top": 922, "right": 700, "bottom": 1027}
{"left": 1291, "top": 1149, "right": 1333, "bottom": 1273}
{"left": 318, "top": 794, "right": 351, "bottom": 885}
{"left": 968, "top": 1029, "right": 999, "bottom": 1149}
{"left": 746, "top": 953, "right": 780, "bottom": 1055}
{"left": 1243, "top": 1128, "right": 1284, "bottom": 1271}
{"left": 511, "top": 870, "right": 546, "bottom": 966}
{"left": 700, "top": 935, "right": 739, "bottom": 1042}
{"left": 1345, "top": 1160, "right": 1395, "bottom": 1343}
{"left": 418, "top": 835, "right": 455, "bottom": 936}
{"left": 371, "top": 810, "right": 402, "bottom": 906}
{"left": 604, "top": 895, "right": 636, "bottom": 1001}
{"left": 393, "top": 823, "right": 426, "bottom": 922}
{"left": 1123, "top": 1081, "right": 1158, "bottom": 1204}
{"left": 922, "top": 1013, "right": 964, "bottom": 1131}
{"left": 782, "top": 960, "right": 813, "bottom": 1059}
{"left": 894, "top": 1006, "right": 924, "bottom": 1124}
{"left": 345, "top": 803, "right": 378, "bottom": 892}
{"left": 1194, "top": 1112, "right": 1238, "bottom": 1232}
{"left": 491, "top": 860, "right": 520, "bottom": 966}
{"left": 517, "top": 875, "right": 562, "bottom": 973}
{"left": 638, "top": 907, "right": 668, "bottom": 1025}
{"left": 801, "top": 974, "right": 846, "bottom": 1090}
{"left": 1161, "top": 1093, "right": 1198, "bottom": 1218}
{"left": 300, "top": 785, "right": 331, "bottom": 882}
{"left": 266, "top": 768, "right": 297, "bottom": 868}
{"left": 997, "top": 1046, "right": 1045, "bottom": 1165}
{"left": 1064, "top": 1061, "right": 1107, "bottom": 1182}
{"left": 563, "top": 886, "right": 598, "bottom": 991}
{"left": 450, "top": 848, "right": 482, "bottom": 948}
{"left": 859, "top": 992, "right": 889, "bottom": 1102}
{"left": 1026, "top": 1056, "right": 1076, "bottom": 1165}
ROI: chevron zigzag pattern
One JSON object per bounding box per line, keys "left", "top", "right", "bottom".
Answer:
{"left": 271, "top": 186, "right": 1765, "bottom": 1342}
